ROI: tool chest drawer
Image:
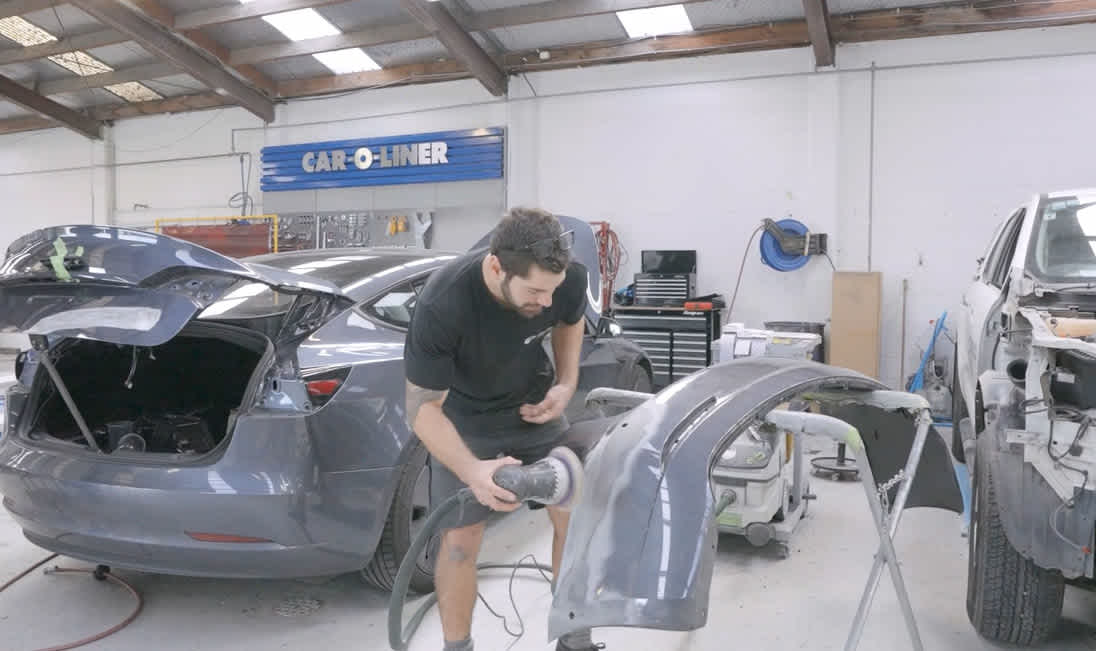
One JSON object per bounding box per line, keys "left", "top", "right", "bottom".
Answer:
{"left": 613, "top": 307, "right": 723, "bottom": 388}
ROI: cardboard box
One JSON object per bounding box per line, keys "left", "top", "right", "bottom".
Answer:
{"left": 829, "top": 272, "right": 882, "bottom": 378}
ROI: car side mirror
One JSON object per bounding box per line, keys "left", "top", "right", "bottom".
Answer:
{"left": 596, "top": 316, "right": 622, "bottom": 338}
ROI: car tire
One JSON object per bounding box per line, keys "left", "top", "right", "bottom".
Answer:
{"left": 966, "top": 437, "right": 1064, "bottom": 646}
{"left": 951, "top": 345, "right": 967, "bottom": 463}
{"left": 361, "top": 439, "right": 438, "bottom": 594}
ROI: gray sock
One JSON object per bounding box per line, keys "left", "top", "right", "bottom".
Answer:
{"left": 559, "top": 629, "right": 593, "bottom": 649}
{"left": 443, "top": 636, "right": 473, "bottom": 651}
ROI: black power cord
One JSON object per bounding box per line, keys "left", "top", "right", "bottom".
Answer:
{"left": 388, "top": 489, "right": 554, "bottom": 651}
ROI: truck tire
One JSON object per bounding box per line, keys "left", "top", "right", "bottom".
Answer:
{"left": 966, "top": 441, "right": 1064, "bottom": 645}
{"left": 361, "top": 439, "right": 438, "bottom": 594}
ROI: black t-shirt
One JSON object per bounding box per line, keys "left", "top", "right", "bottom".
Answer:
{"left": 404, "top": 248, "right": 588, "bottom": 426}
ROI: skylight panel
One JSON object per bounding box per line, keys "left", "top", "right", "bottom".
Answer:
{"left": 616, "top": 4, "right": 693, "bottom": 39}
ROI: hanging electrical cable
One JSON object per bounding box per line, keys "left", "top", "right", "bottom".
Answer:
{"left": 592, "top": 221, "right": 625, "bottom": 314}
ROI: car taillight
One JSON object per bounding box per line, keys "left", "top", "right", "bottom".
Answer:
{"left": 303, "top": 367, "right": 350, "bottom": 408}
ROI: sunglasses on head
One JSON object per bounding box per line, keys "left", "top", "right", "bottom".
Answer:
{"left": 517, "top": 229, "right": 574, "bottom": 258}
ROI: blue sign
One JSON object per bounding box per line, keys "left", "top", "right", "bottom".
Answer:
{"left": 260, "top": 127, "right": 504, "bottom": 192}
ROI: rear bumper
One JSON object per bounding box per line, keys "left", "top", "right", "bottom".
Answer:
{"left": 0, "top": 415, "right": 399, "bottom": 579}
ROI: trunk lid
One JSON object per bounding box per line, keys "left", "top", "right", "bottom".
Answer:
{"left": 0, "top": 225, "right": 349, "bottom": 348}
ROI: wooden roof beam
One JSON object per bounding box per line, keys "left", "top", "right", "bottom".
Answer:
{"left": 0, "top": 71, "right": 101, "bottom": 138}
{"left": 398, "top": 0, "right": 506, "bottom": 96}
{"left": 836, "top": 0, "right": 1096, "bottom": 42}
{"left": 71, "top": 0, "right": 275, "bottom": 122}
{"left": 803, "top": 0, "right": 834, "bottom": 67}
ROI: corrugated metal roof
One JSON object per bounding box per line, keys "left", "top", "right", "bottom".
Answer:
{"left": 49, "top": 87, "right": 116, "bottom": 109}
{"left": 82, "top": 43, "right": 156, "bottom": 69}
{"left": 200, "top": 17, "right": 285, "bottom": 51}
{"left": 490, "top": 14, "right": 627, "bottom": 51}
{"left": 365, "top": 36, "right": 449, "bottom": 68}
{"left": 142, "top": 74, "right": 206, "bottom": 98}
{"left": 18, "top": 5, "right": 103, "bottom": 38}
{"left": 685, "top": 0, "right": 805, "bottom": 29}
{"left": 318, "top": 0, "right": 411, "bottom": 33}
{"left": 462, "top": 0, "right": 544, "bottom": 10}
{"left": 0, "top": 59, "right": 68, "bottom": 83}
{"left": 255, "top": 55, "right": 336, "bottom": 81}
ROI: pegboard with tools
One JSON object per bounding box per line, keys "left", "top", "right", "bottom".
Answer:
{"left": 274, "top": 211, "right": 434, "bottom": 250}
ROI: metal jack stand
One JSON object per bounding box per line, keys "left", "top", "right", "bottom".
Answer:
{"left": 766, "top": 390, "right": 935, "bottom": 651}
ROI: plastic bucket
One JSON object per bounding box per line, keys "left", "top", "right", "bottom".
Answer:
{"left": 764, "top": 321, "right": 826, "bottom": 363}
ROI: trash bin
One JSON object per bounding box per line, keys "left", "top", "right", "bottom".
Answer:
{"left": 764, "top": 321, "right": 826, "bottom": 363}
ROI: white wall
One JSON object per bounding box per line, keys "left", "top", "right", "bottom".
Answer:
{"left": 4, "top": 23, "right": 1096, "bottom": 386}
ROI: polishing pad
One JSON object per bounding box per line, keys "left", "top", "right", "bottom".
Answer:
{"left": 546, "top": 446, "right": 584, "bottom": 510}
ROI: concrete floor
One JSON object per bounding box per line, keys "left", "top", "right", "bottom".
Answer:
{"left": 2, "top": 436, "right": 1096, "bottom": 650}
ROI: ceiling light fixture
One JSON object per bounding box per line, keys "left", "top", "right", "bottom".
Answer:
{"left": 616, "top": 4, "right": 693, "bottom": 39}
{"left": 0, "top": 16, "right": 162, "bottom": 102}
{"left": 239, "top": 2, "right": 383, "bottom": 75}
{"left": 313, "top": 48, "right": 381, "bottom": 74}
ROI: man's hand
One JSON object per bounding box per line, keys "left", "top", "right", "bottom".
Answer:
{"left": 459, "top": 457, "right": 524, "bottom": 512}
{"left": 520, "top": 383, "right": 575, "bottom": 424}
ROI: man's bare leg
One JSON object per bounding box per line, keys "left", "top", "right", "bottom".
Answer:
{"left": 547, "top": 506, "right": 599, "bottom": 650}
{"left": 546, "top": 506, "right": 570, "bottom": 580}
{"left": 436, "top": 521, "right": 486, "bottom": 647}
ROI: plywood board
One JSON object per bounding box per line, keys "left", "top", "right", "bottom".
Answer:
{"left": 829, "top": 271, "right": 882, "bottom": 379}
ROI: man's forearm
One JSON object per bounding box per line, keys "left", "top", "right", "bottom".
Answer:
{"left": 406, "top": 381, "right": 478, "bottom": 481}
{"left": 551, "top": 319, "right": 584, "bottom": 389}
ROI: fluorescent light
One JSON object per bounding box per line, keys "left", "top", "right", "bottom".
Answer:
{"left": 313, "top": 48, "right": 380, "bottom": 74}
{"left": 0, "top": 15, "right": 161, "bottom": 102}
{"left": 262, "top": 8, "right": 340, "bottom": 42}
{"left": 616, "top": 4, "right": 693, "bottom": 38}
{"left": 50, "top": 50, "right": 111, "bottom": 77}
{"left": 240, "top": 3, "right": 384, "bottom": 73}
{"left": 0, "top": 16, "right": 54, "bottom": 46}
{"left": 105, "top": 82, "right": 163, "bottom": 102}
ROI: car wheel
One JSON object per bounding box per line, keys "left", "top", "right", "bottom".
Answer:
{"left": 966, "top": 436, "right": 1064, "bottom": 645}
{"left": 952, "top": 344, "right": 967, "bottom": 463}
{"left": 361, "top": 439, "right": 439, "bottom": 594}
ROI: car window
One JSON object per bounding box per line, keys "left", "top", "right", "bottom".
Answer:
{"left": 983, "top": 209, "right": 1025, "bottom": 288}
{"left": 1027, "top": 194, "right": 1096, "bottom": 283}
{"left": 361, "top": 281, "right": 423, "bottom": 329}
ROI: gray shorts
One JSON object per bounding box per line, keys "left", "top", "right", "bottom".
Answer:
{"left": 427, "top": 413, "right": 585, "bottom": 530}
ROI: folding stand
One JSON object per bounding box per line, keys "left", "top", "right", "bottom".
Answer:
{"left": 767, "top": 390, "right": 938, "bottom": 651}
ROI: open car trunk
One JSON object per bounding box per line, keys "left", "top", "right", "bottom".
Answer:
{"left": 25, "top": 323, "right": 269, "bottom": 458}
{"left": 0, "top": 225, "right": 352, "bottom": 456}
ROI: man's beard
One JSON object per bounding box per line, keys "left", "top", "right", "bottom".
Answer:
{"left": 501, "top": 275, "right": 544, "bottom": 318}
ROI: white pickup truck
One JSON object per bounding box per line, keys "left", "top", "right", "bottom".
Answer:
{"left": 956, "top": 189, "right": 1096, "bottom": 646}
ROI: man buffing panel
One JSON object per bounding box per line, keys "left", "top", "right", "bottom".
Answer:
{"left": 403, "top": 207, "right": 602, "bottom": 651}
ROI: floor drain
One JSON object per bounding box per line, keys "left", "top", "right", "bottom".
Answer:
{"left": 274, "top": 595, "right": 323, "bottom": 617}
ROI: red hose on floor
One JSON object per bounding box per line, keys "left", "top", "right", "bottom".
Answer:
{"left": 0, "top": 555, "right": 144, "bottom": 651}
